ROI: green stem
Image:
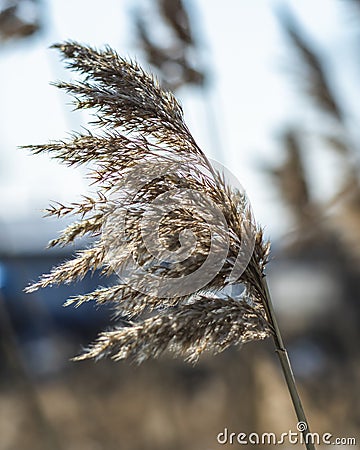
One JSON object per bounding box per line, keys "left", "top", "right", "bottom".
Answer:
{"left": 262, "top": 278, "right": 316, "bottom": 450}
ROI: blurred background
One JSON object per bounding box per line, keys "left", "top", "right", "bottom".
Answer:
{"left": 0, "top": 0, "right": 359, "bottom": 449}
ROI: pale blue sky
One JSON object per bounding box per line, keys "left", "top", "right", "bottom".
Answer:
{"left": 0, "top": 0, "right": 358, "bottom": 247}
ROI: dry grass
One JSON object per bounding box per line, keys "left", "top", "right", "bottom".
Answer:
{"left": 23, "top": 42, "right": 271, "bottom": 362}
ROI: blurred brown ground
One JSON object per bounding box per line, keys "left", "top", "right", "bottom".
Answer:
{"left": 0, "top": 342, "right": 359, "bottom": 450}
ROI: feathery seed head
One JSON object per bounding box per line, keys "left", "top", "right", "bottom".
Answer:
{"left": 24, "top": 41, "right": 271, "bottom": 362}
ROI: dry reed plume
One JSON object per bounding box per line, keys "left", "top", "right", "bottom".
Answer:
{"left": 24, "top": 42, "right": 315, "bottom": 449}
{"left": 24, "top": 41, "right": 271, "bottom": 363}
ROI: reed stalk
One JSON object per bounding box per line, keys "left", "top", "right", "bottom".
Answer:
{"left": 262, "top": 278, "right": 315, "bottom": 450}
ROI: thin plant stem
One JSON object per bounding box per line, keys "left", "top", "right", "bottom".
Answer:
{"left": 262, "top": 278, "right": 316, "bottom": 450}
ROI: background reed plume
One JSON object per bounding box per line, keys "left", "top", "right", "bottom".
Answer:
{"left": 273, "top": 7, "right": 360, "bottom": 256}
{"left": 133, "top": 0, "right": 205, "bottom": 91}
